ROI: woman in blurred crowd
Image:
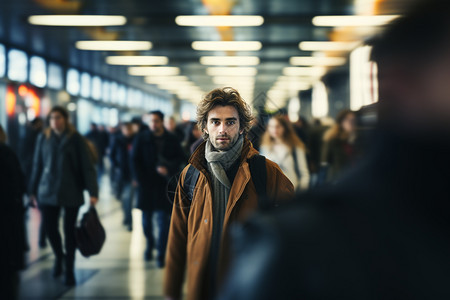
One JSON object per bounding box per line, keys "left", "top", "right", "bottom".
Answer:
{"left": 260, "top": 115, "right": 310, "bottom": 191}
{"left": 321, "top": 109, "right": 357, "bottom": 182}
{"left": 0, "top": 125, "right": 27, "bottom": 299}
{"left": 29, "top": 106, "right": 98, "bottom": 286}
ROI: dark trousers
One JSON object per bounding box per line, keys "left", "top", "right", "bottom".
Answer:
{"left": 121, "top": 181, "right": 135, "bottom": 225}
{"left": 40, "top": 205, "right": 80, "bottom": 270}
{"left": 142, "top": 210, "right": 170, "bottom": 260}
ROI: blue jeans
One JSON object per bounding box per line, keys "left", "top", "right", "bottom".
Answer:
{"left": 142, "top": 210, "right": 170, "bottom": 261}
{"left": 121, "top": 181, "right": 135, "bottom": 226}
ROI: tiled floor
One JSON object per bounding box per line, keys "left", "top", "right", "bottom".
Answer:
{"left": 19, "top": 177, "right": 166, "bottom": 300}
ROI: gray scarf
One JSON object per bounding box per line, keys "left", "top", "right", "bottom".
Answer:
{"left": 205, "top": 134, "right": 244, "bottom": 188}
{"left": 204, "top": 134, "right": 244, "bottom": 295}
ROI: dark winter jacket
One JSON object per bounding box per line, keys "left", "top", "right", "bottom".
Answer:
{"left": 110, "top": 134, "right": 135, "bottom": 183}
{"left": 29, "top": 128, "right": 98, "bottom": 207}
{"left": 131, "top": 129, "right": 186, "bottom": 211}
{"left": 0, "top": 143, "right": 27, "bottom": 271}
{"left": 219, "top": 133, "right": 450, "bottom": 300}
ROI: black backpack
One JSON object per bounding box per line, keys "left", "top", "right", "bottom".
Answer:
{"left": 182, "top": 154, "right": 273, "bottom": 209}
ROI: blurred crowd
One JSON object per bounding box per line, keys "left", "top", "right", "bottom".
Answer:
{"left": 0, "top": 100, "right": 363, "bottom": 298}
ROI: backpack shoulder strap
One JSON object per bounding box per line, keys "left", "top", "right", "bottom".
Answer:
{"left": 183, "top": 165, "right": 200, "bottom": 202}
{"left": 248, "top": 154, "right": 268, "bottom": 208}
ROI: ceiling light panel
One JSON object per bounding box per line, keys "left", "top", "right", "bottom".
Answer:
{"left": 106, "top": 56, "right": 168, "bottom": 65}
{"left": 312, "top": 15, "right": 400, "bottom": 27}
{"left": 206, "top": 67, "right": 258, "bottom": 76}
{"left": 200, "top": 56, "right": 260, "bottom": 66}
{"left": 175, "top": 15, "right": 264, "bottom": 27}
{"left": 299, "top": 41, "right": 359, "bottom": 51}
{"left": 28, "top": 15, "right": 127, "bottom": 26}
{"left": 192, "top": 41, "right": 262, "bottom": 51}
{"left": 290, "top": 56, "right": 347, "bottom": 66}
{"left": 128, "top": 67, "right": 180, "bottom": 76}
{"left": 76, "top": 41, "right": 152, "bottom": 51}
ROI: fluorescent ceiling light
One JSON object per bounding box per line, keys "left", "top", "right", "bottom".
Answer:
{"left": 28, "top": 15, "right": 127, "bottom": 26}
{"left": 106, "top": 56, "right": 168, "bottom": 65}
{"left": 192, "top": 41, "right": 262, "bottom": 51}
{"left": 128, "top": 67, "right": 180, "bottom": 76}
{"left": 175, "top": 15, "right": 264, "bottom": 27}
{"left": 76, "top": 41, "right": 152, "bottom": 51}
{"left": 213, "top": 76, "right": 255, "bottom": 85}
{"left": 206, "top": 67, "right": 257, "bottom": 76}
{"left": 312, "top": 15, "right": 400, "bottom": 27}
{"left": 290, "top": 56, "right": 347, "bottom": 66}
{"left": 283, "top": 67, "right": 326, "bottom": 77}
{"left": 299, "top": 41, "right": 359, "bottom": 51}
{"left": 145, "top": 76, "right": 189, "bottom": 84}
{"left": 200, "top": 56, "right": 259, "bottom": 66}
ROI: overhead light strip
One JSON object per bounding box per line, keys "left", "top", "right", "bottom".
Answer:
{"left": 76, "top": 41, "right": 152, "bottom": 51}
{"left": 129, "top": 67, "right": 180, "bottom": 76}
{"left": 290, "top": 56, "right": 347, "bottom": 66}
{"left": 28, "top": 15, "right": 127, "bottom": 26}
{"left": 312, "top": 15, "right": 400, "bottom": 27}
{"left": 206, "top": 67, "right": 258, "bottom": 76}
{"left": 299, "top": 41, "right": 360, "bottom": 51}
{"left": 192, "top": 41, "right": 262, "bottom": 51}
{"left": 200, "top": 56, "right": 260, "bottom": 66}
{"left": 175, "top": 15, "right": 264, "bottom": 27}
{"left": 106, "top": 56, "right": 168, "bottom": 65}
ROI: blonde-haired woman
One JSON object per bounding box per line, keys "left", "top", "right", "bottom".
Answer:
{"left": 321, "top": 109, "right": 357, "bottom": 182}
{"left": 260, "top": 115, "right": 310, "bottom": 191}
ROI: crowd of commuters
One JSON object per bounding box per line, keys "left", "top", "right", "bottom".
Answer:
{"left": 1, "top": 91, "right": 361, "bottom": 297}
{"left": 2, "top": 0, "right": 448, "bottom": 299}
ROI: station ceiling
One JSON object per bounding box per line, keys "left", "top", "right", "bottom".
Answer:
{"left": 0, "top": 0, "right": 412, "bottom": 106}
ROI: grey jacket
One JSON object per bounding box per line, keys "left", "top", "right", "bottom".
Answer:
{"left": 29, "top": 129, "right": 98, "bottom": 207}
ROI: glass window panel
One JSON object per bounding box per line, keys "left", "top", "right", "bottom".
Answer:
{"left": 66, "top": 68, "right": 80, "bottom": 96}
{"left": 29, "top": 56, "right": 47, "bottom": 88}
{"left": 8, "top": 49, "right": 28, "bottom": 82}
{"left": 48, "top": 63, "right": 63, "bottom": 90}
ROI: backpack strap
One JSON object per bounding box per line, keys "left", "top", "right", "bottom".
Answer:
{"left": 248, "top": 154, "right": 269, "bottom": 209}
{"left": 183, "top": 165, "right": 200, "bottom": 202}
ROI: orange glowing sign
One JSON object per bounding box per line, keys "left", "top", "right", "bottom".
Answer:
{"left": 6, "top": 87, "right": 16, "bottom": 116}
{"left": 18, "top": 84, "right": 28, "bottom": 97}
{"left": 29, "top": 89, "right": 41, "bottom": 117}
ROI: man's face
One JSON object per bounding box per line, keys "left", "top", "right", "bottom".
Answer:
{"left": 148, "top": 114, "right": 164, "bottom": 134}
{"left": 205, "top": 105, "right": 242, "bottom": 151}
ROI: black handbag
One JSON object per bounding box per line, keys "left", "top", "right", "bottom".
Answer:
{"left": 75, "top": 206, "right": 106, "bottom": 257}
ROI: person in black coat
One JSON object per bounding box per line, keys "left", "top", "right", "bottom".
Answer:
{"left": 131, "top": 110, "right": 187, "bottom": 266}
{"left": 218, "top": 1, "right": 450, "bottom": 299}
{"left": 110, "top": 122, "right": 136, "bottom": 231}
{"left": 29, "top": 106, "right": 98, "bottom": 286}
{"left": 0, "top": 126, "right": 27, "bottom": 300}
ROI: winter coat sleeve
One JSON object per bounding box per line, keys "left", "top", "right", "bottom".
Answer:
{"left": 76, "top": 134, "right": 99, "bottom": 198}
{"left": 28, "top": 133, "right": 44, "bottom": 195}
{"left": 164, "top": 166, "right": 190, "bottom": 299}
{"left": 131, "top": 133, "right": 144, "bottom": 183}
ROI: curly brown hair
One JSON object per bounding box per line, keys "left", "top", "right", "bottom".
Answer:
{"left": 197, "top": 87, "right": 254, "bottom": 140}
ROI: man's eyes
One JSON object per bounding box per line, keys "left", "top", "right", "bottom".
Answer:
{"left": 211, "top": 121, "right": 236, "bottom": 125}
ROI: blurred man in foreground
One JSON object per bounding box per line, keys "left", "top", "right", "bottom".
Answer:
{"left": 218, "top": 1, "right": 450, "bottom": 299}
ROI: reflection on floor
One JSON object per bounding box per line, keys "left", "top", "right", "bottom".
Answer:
{"left": 19, "top": 177, "right": 165, "bottom": 300}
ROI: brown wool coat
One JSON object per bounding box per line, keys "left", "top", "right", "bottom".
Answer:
{"left": 164, "top": 138, "right": 294, "bottom": 300}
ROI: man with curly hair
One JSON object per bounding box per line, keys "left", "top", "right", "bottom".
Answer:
{"left": 164, "top": 87, "right": 294, "bottom": 300}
